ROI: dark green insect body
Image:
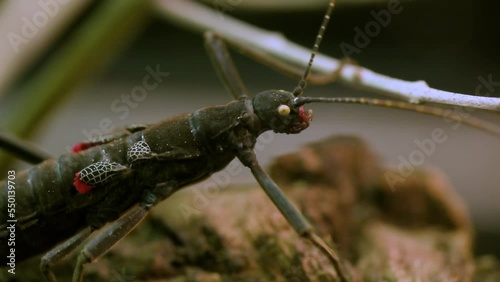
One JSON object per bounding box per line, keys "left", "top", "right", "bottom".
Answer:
{"left": 0, "top": 90, "right": 311, "bottom": 264}
{"left": 0, "top": 1, "right": 355, "bottom": 280}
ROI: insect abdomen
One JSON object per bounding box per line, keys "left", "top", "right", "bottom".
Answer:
{"left": 0, "top": 145, "right": 130, "bottom": 263}
{"left": 0, "top": 156, "right": 85, "bottom": 264}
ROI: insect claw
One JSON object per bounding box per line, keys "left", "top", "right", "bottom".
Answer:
{"left": 306, "top": 232, "right": 350, "bottom": 282}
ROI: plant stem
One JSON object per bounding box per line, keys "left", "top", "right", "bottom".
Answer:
{"left": 155, "top": 0, "right": 500, "bottom": 112}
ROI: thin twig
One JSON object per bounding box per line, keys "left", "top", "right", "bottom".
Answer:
{"left": 154, "top": 0, "right": 500, "bottom": 112}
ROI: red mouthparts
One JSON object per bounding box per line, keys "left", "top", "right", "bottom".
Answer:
{"left": 298, "top": 105, "right": 313, "bottom": 123}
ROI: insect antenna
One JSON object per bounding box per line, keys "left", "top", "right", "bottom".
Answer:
{"left": 292, "top": 0, "right": 336, "bottom": 97}
{"left": 294, "top": 96, "right": 500, "bottom": 136}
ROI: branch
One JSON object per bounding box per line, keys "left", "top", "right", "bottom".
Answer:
{"left": 154, "top": 0, "right": 500, "bottom": 112}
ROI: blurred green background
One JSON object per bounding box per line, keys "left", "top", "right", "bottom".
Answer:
{"left": 0, "top": 0, "right": 499, "bottom": 258}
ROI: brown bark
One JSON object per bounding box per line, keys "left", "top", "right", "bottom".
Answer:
{"left": 14, "top": 135, "right": 483, "bottom": 281}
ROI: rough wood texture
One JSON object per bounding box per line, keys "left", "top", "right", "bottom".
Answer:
{"left": 11, "top": 135, "right": 482, "bottom": 281}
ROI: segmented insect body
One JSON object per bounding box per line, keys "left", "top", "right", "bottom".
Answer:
{"left": 0, "top": 93, "right": 308, "bottom": 264}
{"left": 7, "top": 0, "right": 491, "bottom": 280}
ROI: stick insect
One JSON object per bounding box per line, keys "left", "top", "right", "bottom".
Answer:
{"left": 1, "top": 0, "right": 499, "bottom": 281}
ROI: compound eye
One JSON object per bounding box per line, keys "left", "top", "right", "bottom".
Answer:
{"left": 277, "top": 105, "right": 290, "bottom": 116}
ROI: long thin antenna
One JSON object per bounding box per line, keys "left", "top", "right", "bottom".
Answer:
{"left": 292, "top": 0, "right": 336, "bottom": 97}
{"left": 294, "top": 96, "right": 500, "bottom": 137}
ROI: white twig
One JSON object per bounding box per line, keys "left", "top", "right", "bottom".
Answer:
{"left": 154, "top": 0, "right": 500, "bottom": 112}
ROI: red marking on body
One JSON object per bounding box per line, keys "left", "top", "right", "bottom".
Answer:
{"left": 298, "top": 105, "right": 313, "bottom": 122}
{"left": 74, "top": 171, "right": 94, "bottom": 194}
{"left": 72, "top": 143, "right": 93, "bottom": 153}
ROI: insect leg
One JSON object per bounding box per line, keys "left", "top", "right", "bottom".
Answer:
{"left": 127, "top": 140, "right": 200, "bottom": 164}
{"left": 71, "top": 124, "right": 148, "bottom": 153}
{"left": 127, "top": 140, "right": 201, "bottom": 163}
{"left": 0, "top": 131, "right": 52, "bottom": 164}
{"left": 72, "top": 206, "right": 148, "bottom": 282}
{"left": 204, "top": 32, "right": 348, "bottom": 86}
{"left": 250, "top": 162, "right": 349, "bottom": 282}
{"left": 40, "top": 227, "right": 92, "bottom": 282}
{"left": 152, "top": 148, "right": 201, "bottom": 160}
{"left": 204, "top": 32, "right": 249, "bottom": 99}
